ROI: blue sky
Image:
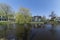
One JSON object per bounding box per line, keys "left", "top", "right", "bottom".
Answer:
{"left": 0, "top": 0, "right": 60, "bottom": 17}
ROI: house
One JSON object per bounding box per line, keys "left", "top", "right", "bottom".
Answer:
{"left": 0, "top": 16, "right": 7, "bottom": 21}
{"left": 0, "top": 15, "right": 15, "bottom": 22}
{"left": 31, "top": 16, "right": 43, "bottom": 28}
{"left": 55, "top": 17, "right": 60, "bottom": 22}
{"left": 32, "top": 16, "right": 41, "bottom": 22}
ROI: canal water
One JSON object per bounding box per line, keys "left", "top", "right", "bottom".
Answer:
{"left": 45, "top": 24, "right": 60, "bottom": 40}
{"left": 6, "top": 24, "right": 60, "bottom": 40}
{"left": 1, "top": 24, "right": 60, "bottom": 40}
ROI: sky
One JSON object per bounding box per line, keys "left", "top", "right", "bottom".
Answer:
{"left": 0, "top": 0, "right": 60, "bottom": 17}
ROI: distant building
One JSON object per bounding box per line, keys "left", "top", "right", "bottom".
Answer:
{"left": 55, "top": 17, "right": 60, "bottom": 22}
{"left": 31, "top": 16, "right": 42, "bottom": 28}
{"left": 0, "top": 16, "right": 15, "bottom": 22}
{"left": 32, "top": 16, "right": 42, "bottom": 22}
{"left": 0, "top": 16, "right": 7, "bottom": 21}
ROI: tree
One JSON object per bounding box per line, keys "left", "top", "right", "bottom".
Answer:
{"left": 20, "top": 8, "right": 32, "bottom": 23}
{"left": 49, "top": 11, "right": 56, "bottom": 20}
{"left": 20, "top": 8, "right": 31, "bottom": 16}
{"left": 0, "top": 3, "right": 13, "bottom": 21}
{"left": 16, "top": 7, "right": 32, "bottom": 24}
{"left": 49, "top": 11, "right": 57, "bottom": 25}
{"left": 15, "top": 13, "right": 25, "bottom": 24}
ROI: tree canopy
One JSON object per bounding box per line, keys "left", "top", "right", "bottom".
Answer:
{"left": 0, "top": 3, "right": 14, "bottom": 21}
{"left": 15, "top": 7, "right": 32, "bottom": 24}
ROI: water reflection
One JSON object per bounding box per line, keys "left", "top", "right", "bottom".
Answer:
{"left": 30, "top": 24, "right": 60, "bottom": 40}
{"left": 44, "top": 24, "right": 60, "bottom": 40}
{"left": 45, "top": 23, "right": 52, "bottom": 31}
{"left": 1, "top": 24, "right": 60, "bottom": 40}
{"left": 54, "top": 25, "right": 60, "bottom": 40}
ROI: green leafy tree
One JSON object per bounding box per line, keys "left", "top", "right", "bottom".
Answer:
{"left": 15, "top": 13, "right": 25, "bottom": 24}
{"left": 20, "top": 7, "right": 32, "bottom": 23}
{"left": 16, "top": 7, "right": 32, "bottom": 24}
{"left": 0, "top": 3, "right": 13, "bottom": 21}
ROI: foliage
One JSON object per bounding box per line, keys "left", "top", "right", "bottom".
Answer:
{"left": 15, "top": 7, "right": 32, "bottom": 24}
{"left": 49, "top": 11, "right": 56, "bottom": 19}
{"left": 20, "top": 7, "right": 32, "bottom": 23}
{"left": 20, "top": 7, "right": 31, "bottom": 16}
{"left": 0, "top": 3, "right": 11, "bottom": 14}
{"left": 49, "top": 11, "right": 58, "bottom": 25}
{"left": 15, "top": 13, "right": 25, "bottom": 24}
{"left": 0, "top": 3, "right": 14, "bottom": 21}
